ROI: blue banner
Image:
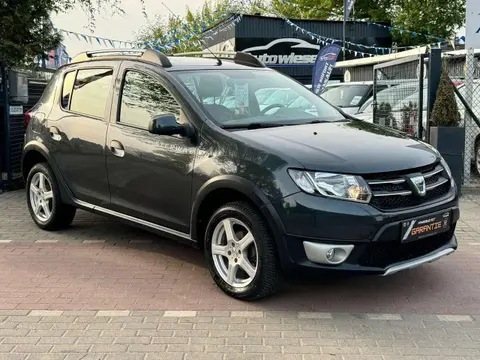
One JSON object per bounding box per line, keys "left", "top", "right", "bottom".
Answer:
{"left": 311, "top": 44, "right": 341, "bottom": 95}
{"left": 344, "top": 0, "right": 356, "bottom": 21}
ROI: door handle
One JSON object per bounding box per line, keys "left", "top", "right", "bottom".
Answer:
{"left": 49, "top": 127, "right": 61, "bottom": 141}
{"left": 110, "top": 140, "right": 125, "bottom": 158}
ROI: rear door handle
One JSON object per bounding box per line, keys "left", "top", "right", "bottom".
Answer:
{"left": 49, "top": 126, "right": 61, "bottom": 141}
{"left": 110, "top": 140, "right": 125, "bottom": 158}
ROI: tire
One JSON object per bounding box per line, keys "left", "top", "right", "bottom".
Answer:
{"left": 26, "top": 162, "right": 76, "bottom": 231}
{"left": 204, "top": 201, "right": 281, "bottom": 300}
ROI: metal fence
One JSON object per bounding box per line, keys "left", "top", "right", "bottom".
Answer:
{"left": 1, "top": 67, "right": 53, "bottom": 190}
{"left": 373, "top": 55, "right": 427, "bottom": 140}
{"left": 444, "top": 49, "right": 480, "bottom": 187}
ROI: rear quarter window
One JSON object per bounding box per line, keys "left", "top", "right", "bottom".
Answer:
{"left": 68, "top": 68, "right": 113, "bottom": 119}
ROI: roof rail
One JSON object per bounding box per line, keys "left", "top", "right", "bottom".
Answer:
{"left": 70, "top": 49, "right": 172, "bottom": 68}
{"left": 172, "top": 51, "right": 266, "bottom": 68}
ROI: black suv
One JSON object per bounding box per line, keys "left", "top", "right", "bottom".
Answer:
{"left": 22, "top": 49, "right": 459, "bottom": 300}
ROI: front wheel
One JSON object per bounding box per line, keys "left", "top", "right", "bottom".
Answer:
{"left": 26, "top": 162, "right": 76, "bottom": 230}
{"left": 204, "top": 201, "right": 281, "bottom": 300}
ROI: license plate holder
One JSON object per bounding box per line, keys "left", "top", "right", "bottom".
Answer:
{"left": 401, "top": 211, "right": 451, "bottom": 243}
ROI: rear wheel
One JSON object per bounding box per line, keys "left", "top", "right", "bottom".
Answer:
{"left": 26, "top": 162, "right": 76, "bottom": 230}
{"left": 204, "top": 201, "right": 281, "bottom": 300}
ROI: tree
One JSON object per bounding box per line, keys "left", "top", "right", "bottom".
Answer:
{"left": 0, "top": 0, "right": 61, "bottom": 67}
{"left": 430, "top": 65, "right": 461, "bottom": 127}
{"left": 270, "top": 0, "right": 465, "bottom": 47}
{"left": 0, "top": 0, "right": 136, "bottom": 67}
{"left": 138, "top": 0, "right": 271, "bottom": 54}
{"left": 392, "top": 0, "right": 465, "bottom": 46}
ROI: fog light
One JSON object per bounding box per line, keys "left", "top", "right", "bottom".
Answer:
{"left": 303, "top": 242, "right": 355, "bottom": 265}
{"left": 326, "top": 248, "right": 335, "bottom": 260}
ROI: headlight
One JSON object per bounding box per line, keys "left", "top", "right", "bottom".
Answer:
{"left": 440, "top": 157, "right": 454, "bottom": 187}
{"left": 288, "top": 169, "right": 372, "bottom": 203}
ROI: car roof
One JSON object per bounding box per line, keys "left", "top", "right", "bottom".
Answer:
{"left": 62, "top": 49, "right": 271, "bottom": 72}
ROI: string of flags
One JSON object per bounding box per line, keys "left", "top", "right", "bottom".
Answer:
{"left": 57, "top": 11, "right": 241, "bottom": 54}
{"left": 282, "top": 17, "right": 382, "bottom": 57}
{"left": 202, "top": 14, "right": 243, "bottom": 41}
{"left": 279, "top": 0, "right": 462, "bottom": 47}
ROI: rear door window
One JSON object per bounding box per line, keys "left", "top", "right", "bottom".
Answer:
{"left": 69, "top": 68, "right": 113, "bottom": 119}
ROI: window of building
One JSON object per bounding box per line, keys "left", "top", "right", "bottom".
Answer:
{"left": 119, "top": 70, "right": 181, "bottom": 129}
{"left": 69, "top": 68, "right": 113, "bottom": 118}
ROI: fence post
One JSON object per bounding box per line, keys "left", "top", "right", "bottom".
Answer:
{"left": 463, "top": 48, "right": 476, "bottom": 188}
{"left": 0, "top": 66, "right": 9, "bottom": 190}
{"left": 427, "top": 49, "right": 442, "bottom": 133}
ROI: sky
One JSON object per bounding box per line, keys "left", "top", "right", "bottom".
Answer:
{"left": 51, "top": 0, "right": 207, "bottom": 58}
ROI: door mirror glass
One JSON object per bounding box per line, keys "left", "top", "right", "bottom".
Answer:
{"left": 149, "top": 114, "right": 184, "bottom": 136}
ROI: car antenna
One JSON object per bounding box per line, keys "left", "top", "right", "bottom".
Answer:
{"left": 161, "top": 2, "right": 222, "bottom": 66}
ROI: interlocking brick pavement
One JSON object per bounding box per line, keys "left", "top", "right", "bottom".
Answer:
{"left": 0, "top": 190, "right": 479, "bottom": 314}
{"left": 1, "top": 190, "right": 480, "bottom": 358}
{"left": 0, "top": 311, "right": 475, "bottom": 359}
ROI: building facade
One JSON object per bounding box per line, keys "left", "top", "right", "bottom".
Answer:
{"left": 202, "top": 14, "right": 392, "bottom": 85}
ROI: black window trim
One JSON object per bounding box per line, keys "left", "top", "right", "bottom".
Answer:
{"left": 59, "top": 66, "right": 114, "bottom": 122}
{"left": 116, "top": 67, "right": 183, "bottom": 132}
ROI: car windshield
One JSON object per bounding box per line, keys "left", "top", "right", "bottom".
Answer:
{"left": 320, "top": 84, "right": 371, "bottom": 108}
{"left": 173, "top": 69, "right": 345, "bottom": 128}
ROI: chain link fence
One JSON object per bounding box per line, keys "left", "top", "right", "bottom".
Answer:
{"left": 373, "top": 55, "right": 426, "bottom": 139}
{"left": 445, "top": 49, "right": 480, "bottom": 187}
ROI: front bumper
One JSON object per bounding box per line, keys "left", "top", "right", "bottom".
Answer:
{"left": 270, "top": 188, "right": 459, "bottom": 275}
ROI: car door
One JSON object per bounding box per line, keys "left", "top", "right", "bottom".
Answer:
{"left": 105, "top": 62, "right": 198, "bottom": 234}
{"left": 46, "top": 65, "right": 116, "bottom": 206}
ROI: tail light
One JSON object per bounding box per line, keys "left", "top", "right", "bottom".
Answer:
{"left": 24, "top": 111, "right": 32, "bottom": 128}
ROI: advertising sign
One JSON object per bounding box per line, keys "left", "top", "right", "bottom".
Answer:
{"left": 466, "top": 0, "right": 480, "bottom": 49}
{"left": 311, "top": 44, "right": 342, "bottom": 95}
{"left": 344, "top": 0, "right": 356, "bottom": 21}
{"left": 241, "top": 38, "right": 321, "bottom": 66}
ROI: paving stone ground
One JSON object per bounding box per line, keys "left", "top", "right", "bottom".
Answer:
{"left": 1, "top": 189, "right": 480, "bottom": 359}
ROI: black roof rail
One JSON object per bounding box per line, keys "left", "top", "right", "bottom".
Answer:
{"left": 71, "top": 49, "right": 172, "bottom": 68}
{"left": 233, "top": 52, "right": 266, "bottom": 68}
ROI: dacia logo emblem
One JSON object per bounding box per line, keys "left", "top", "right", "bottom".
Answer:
{"left": 406, "top": 174, "right": 426, "bottom": 197}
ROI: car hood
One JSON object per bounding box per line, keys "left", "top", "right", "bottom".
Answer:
{"left": 234, "top": 120, "right": 439, "bottom": 174}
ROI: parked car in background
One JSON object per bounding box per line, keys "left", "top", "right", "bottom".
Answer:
{"left": 354, "top": 82, "right": 423, "bottom": 123}
{"left": 392, "top": 80, "right": 480, "bottom": 173}
{"left": 320, "top": 81, "right": 388, "bottom": 115}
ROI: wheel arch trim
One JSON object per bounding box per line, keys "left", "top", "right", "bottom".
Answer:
{"left": 22, "top": 141, "right": 75, "bottom": 205}
{"left": 190, "top": 175, "right": 290, "bottom": 266}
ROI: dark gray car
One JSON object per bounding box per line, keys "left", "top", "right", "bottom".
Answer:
{"left": 22, "top": 49, "right": 459, "bottom": 300}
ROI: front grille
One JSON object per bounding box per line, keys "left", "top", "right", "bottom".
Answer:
{"left": 358, "top": 228, "right": 454, "bottom": 268}
{"left": 365, "top": 162, "right": 451, "bottom": 211}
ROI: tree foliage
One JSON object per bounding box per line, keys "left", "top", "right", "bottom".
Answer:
{"left": 0, "top": 0, "right": 139, "bottom": 67}
{"left": 270, "top": 0, "right": 465, "bottom": 47}
{"left": 430, "top": 65, "right": 462, "bottom": 127}
{"left": 0, "top": 0, "right": 62, "bottom": 67}
{"left": 138, "top": 0, "right": 271, "bottom": 53}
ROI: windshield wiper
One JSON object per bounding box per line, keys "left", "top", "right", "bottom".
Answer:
{"left": 221, "top": 122, "right": 286, "bottom": 130}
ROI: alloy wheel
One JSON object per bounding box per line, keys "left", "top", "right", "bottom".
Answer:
{"left": 29, "top": 172, "right": 54, "bottom": 222}
{"left": 211, "top": 218, "right": 259, "bottom": 288}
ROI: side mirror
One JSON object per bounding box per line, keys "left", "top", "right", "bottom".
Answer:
{"left": 149, "top": 113, "right": 190, "bottom": 137}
